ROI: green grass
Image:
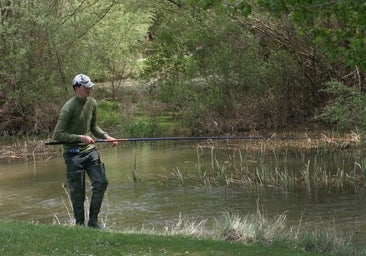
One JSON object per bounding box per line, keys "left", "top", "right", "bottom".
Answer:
{"left": 97, "top": 99, "right": 178, "bottom": 137}
{"left": 0, "top": 220, "right": 323, "bottom": 256}
{"left": 98, "top": 100, "right": 123, "bottom": 128}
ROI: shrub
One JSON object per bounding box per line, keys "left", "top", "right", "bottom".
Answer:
{"left": 321, "top": 81, "right": 366, "bottom": 131}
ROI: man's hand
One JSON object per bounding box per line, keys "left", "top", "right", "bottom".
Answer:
{"left": 105, "top": 135, "right": 118, "bottom": 146}
{"left": 80, "top": 135, "right": 95, "bottom": 144}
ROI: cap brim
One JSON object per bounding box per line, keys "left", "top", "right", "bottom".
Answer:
{"left": 82, "top": 82, "right": 94, "bottom": 88}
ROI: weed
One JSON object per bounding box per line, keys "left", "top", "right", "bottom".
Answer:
{"left": 188, "top": 147, "right": 366, "bottom": 192}
{"left": 53, "top": 182, "right": 109, "bottom": 228}
{"left": 158, "top": 206, "right": 355, "bottom": 255}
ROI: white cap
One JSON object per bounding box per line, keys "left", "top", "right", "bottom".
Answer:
{"left": 72, "top": 74, "right": 94, "bottom": 88}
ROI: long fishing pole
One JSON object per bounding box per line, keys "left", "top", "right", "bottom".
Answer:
{"left": 44, "top": 135, "right": 304, "bottom": 145}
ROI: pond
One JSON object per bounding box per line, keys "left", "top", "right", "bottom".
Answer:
{"left": 0, "top": 141, "right": 366, "bottom": 245}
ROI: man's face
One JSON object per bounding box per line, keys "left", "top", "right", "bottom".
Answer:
{"left": 75, "top": 85, "right": 92, "bottom": 99}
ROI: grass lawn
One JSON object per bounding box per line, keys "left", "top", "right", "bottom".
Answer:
{"left": 0, "top": 220, "right": 324, "bottom": 256}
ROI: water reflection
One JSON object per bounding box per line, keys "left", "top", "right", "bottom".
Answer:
{"left": 0, "top": 142, "right": 365, "bottom": 245}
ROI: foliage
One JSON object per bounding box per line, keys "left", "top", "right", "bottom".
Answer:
{"left": 0, "top": 1, "right": 103, "bottom": 134}
{"left": 1, "top": 0, "right": 366, "bottom": 136}
{"left": 85, "top": 1, "right": 153, "bottom": 99}
{"left": 97, "top": 98, "right": 167, "bottom": 138}
{"left": 320, "top": 81, "right": 366, "bottom": 131}
{"left": 0, "top": 0, "right": 152, "bottom": 135}
{"left": 142, "top": 3, "right": 314, "bottom": 133}
{"left": 3, "top": 1, "right": 98, "bottom": 134}
{"left": 118, "top": 120, "right": 161, "bottom": 138}
{"left": 186, "top": 0, "right": 252, "bottom": 16}
{"left": 219, "top": 0, "right": 366, "bottom": 131}
{"left": 97, "top": 100, "right": 123, "bottom": 128}
{"left": 256, "top": 0, "right": 366, "bottom": 72}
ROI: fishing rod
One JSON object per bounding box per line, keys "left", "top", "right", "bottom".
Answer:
{"left": 44, "top": 135, "right": 304, "bottom": 145}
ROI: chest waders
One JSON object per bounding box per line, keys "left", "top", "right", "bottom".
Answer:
{"left": 63, "top": 148, "right": 108, "bottom": 228}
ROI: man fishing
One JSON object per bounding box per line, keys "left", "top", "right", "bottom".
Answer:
{"left": 53, "top": 74, "right": 117, "bottom": 229}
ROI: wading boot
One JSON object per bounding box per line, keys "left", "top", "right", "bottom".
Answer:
{"left": 87, "top": 213, "right": 104, "bottom": 229}
{"left": 73, "top": 204, "right": 85, "bottom": 227}
{"left": 67, "top": 171, "right": 86, "bottom": 227}
{"left": 87, "top": 163, "right": 108, "bottom": 229}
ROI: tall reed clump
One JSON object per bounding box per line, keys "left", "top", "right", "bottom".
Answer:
{"left": 213, "top": 209, "right": 288, "bottom": 244}
{"left": 161, "top": 207, "right": 355, "bottom": 256}
{"left": 192, "top": 146, "right": 365, "bottom": 192}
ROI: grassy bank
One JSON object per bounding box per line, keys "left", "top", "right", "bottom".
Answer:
{"left": 0, "top": 220, "right": 323, "bottom": 256}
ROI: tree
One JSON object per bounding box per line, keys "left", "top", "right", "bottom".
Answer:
{"left": 86, "top": 1, "right": 153, "bottom": 99}
{"left": 187, "top": 0, "right": 366, "bottom": 131}
{"left": 0, "top": 0, "right": 131, "bottom": 135}
{"left": 0, "top": 1, "right": 63, "bottom": 134}
{"left": 256, "top": 0, "right": 366, "bottom": 78}
{"left": 142, "top": 2, "right": 312, "bottom": 133}
{"left": 254, "top": 0, "right": 366, "bottom": 130}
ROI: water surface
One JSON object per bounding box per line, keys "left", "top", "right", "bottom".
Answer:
{"left": 0, "top": 142, "right": 365, "bottom": 245}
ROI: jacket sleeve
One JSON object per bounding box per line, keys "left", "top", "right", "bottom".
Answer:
{"left": 53, "top": 107, "right": 81, "bottom": 143}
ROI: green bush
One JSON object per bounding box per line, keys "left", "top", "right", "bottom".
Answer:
{"left": 118, "top": 120, "right": 161, "bottom": 138}
{"left": 321, "top": 81, "right": 366, "bottom": 131}
{"left": 142, "top": 5, "right": 319, "bottom": 134}
{"left": 98, "top": 100, "right": 123, "bottom": 128}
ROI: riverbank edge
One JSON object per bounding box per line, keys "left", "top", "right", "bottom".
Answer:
{"left": 0, "top": 129, "right": 362, "bottom": 161}
{"left": 0, "top": 220, "right": 323, "bottom": 256}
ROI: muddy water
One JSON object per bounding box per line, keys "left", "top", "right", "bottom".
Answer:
{"left": 0, "top": 142, "right": 366, "bottom": 245}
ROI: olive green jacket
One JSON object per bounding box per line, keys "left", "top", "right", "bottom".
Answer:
{"left": 53, "top": 96, "right": 107, "bottom": 153}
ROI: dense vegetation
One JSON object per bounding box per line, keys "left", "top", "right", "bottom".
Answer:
{"left": 0, "top": 0, "right": 365, "bottom": 136}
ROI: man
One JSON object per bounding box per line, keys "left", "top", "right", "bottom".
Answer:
{"left": 53, "top": 74, "right": 117, "bottom": 229}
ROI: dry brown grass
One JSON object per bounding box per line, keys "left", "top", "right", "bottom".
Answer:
{"left": 197, "top": 130, "right": 361, "bottom": 152}
{"left": 0, "top": 139, "right": 60, "bottom": 161}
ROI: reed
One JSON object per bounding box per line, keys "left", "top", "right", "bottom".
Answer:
{"left": 0, "top": 136, "right": 59, "bottom": 162}
{"left": 163, "top": 212, "right": 208, "bottom": 237}
{"left": 354, "top": 159, "right": 366, "bottom": 187}
{"left": 214, "top": 209, "right": 289, "bottom": 244}
{"left": 159, "top": 206, "right": 355, "bottom": 255}
{"left": 300, "top": 160, "right": 311, "bottom": 192}
{"left": 131, "top": 153, "right": 138, "bottom": 183}
{"left": 190, "top": 146, "right": 366, "bottom": 192}
{"left": 295, "top": 226, "right": 353, "bottom": 255}
{"left": 51, "top": 191, "right": 358, "bottom": 255}
{"left": 53, "top": 182, "right": 110, "bottom": 228}
{"left": 171, "top": 168, "right": 185, "bottom": 185}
